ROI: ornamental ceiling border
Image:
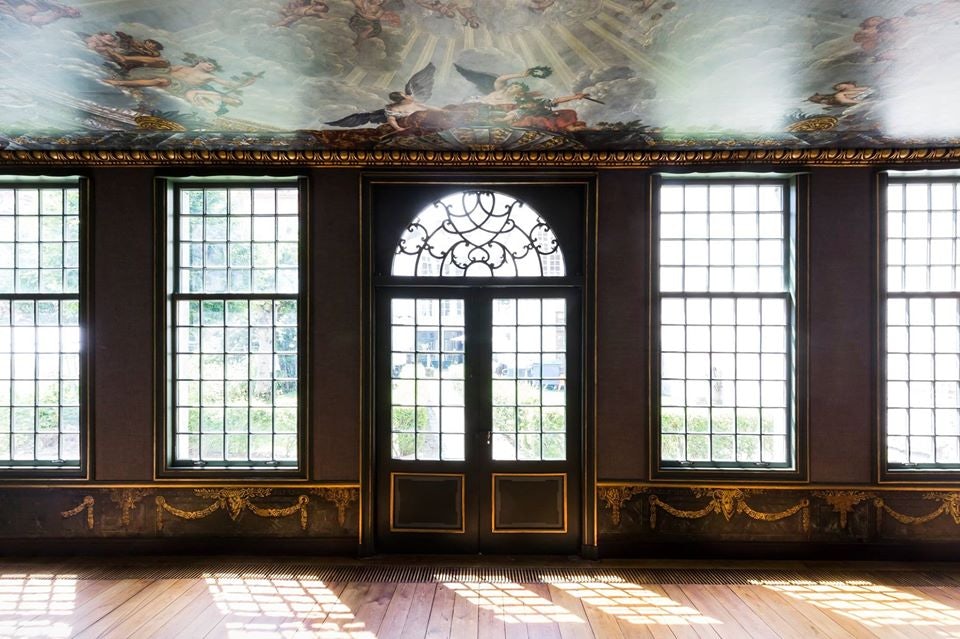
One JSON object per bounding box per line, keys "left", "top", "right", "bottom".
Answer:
{"left": 3, "top": 147, "right": 960, "bottom": 167}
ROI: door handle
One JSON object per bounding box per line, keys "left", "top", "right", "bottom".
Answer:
{"left": 481, "top": 430, "right": 492, "bottom": 445}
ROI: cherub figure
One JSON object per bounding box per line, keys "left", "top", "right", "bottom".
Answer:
{"left": 326, "top": 63, "right": 445, "bottom": 132}
{"left": 275, "top": 0, "right": 328, "bottom": 27}
{"left": 349, "top": 0, "right": 405, "bottom": 46}
{"left": 85, "top": 31, "right": 167, "bottom": 71}
{"left": 102, "top": 54, "right": 262, "bottom": 115}
{"left": 0, "top": 0, "right": 79, "bottom": 25}
{"left": 808, "top": 81, "right": 871, "bottom": 107}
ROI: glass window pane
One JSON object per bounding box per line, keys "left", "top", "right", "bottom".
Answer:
{"left": 0, "top": 185, "right": 82, "bottom": 467}
{"left": 658, "top": 180, "right": 794, "bottom": 469}
{"left": 885, "top": 179, "right": 960, "bottom": 469}
{"left": 390, "top": 298, "right": 465, "bottom": 461}
{"left": 391, "top": 191, "right": 565, "bottom": 277}
{"left": 172, "top": 185, "right": 300, "bottom": 468}
{"left": 491, "top": 298, "right": 567, "bottom": 461}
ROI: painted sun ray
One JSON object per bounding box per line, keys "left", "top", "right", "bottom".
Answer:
{"left": 601, "top": 0, "right": 631, "bottom": 15}
{"left": 512, "top": 33, "right": 537, "bottom": 71}
{"left": 596, "top": 11, "right": 626, "bottom": 37}
{"left": 478, "top": 23, "right": 494, "bottom": 49}
{"left": 596, "top": 9, "right": 654, "bottom": 51}
{"left": 378, "top": 27, "right": 423, "bottom": 90}
{"left": 550, "top": 23, "right": 605, "bottom": 68}
{"left": 463, "top": 23, "right": 474, "bottom": 50}
{"left": 412, "top": 34, "right": 439, "bottom": 81}
{"left": 343, "top": 67, "right": 367, "bottom": 86}
{"left": 529, "top": 30, "right": 575, "bottom": 88}
{"left": 581, "top": 19, "right": 677, "bottom": 87}
{"left": 437, "top": 38, "right": 456, "bottom": 85}
{"left": 496, "top": 33, "right": 517, "bottom": 57}
{"left": 375, "top": 33, "right": 437, "bottom": 91}
{"left": 373, "top": 70, "right": 395, "bottom": 91}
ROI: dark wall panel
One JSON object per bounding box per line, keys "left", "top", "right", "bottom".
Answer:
{"left": 309, "top": 169, "right": 361, "bottom": 480}
{"left": 808, "top": 167, "right": 874, "bottom": 483}
{"left": 596, "top": 171, "right": 648, "bottom": 479}
{"left": 91, "top": 168, "right": 155, "bottom": 480}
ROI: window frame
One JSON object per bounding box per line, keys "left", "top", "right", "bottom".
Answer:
{"left": 156, "top": 177, "right": 309, "bottom": 478}
{"left": 878, "top": 173, "right": 960, "bottom": 481}
{"left": 650, "top": 173, "right": 808, "bottom": 481}
{"left": 0, "top": 177, "right": 89, "bottom": 479}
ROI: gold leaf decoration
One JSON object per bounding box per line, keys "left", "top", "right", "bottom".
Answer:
{"left": 650, "top": 488, "right": 809, "bottom": 533}
{"left": 155, "top": 488, "right": 309, "bottom": 531}
{"left": 873, "top": 492, "right": 960, "bottom": 532}
{"left": 110, "top": 489, "right": 149, "bottom": 528}
{"left": 310, "top": 488, "right": 358, "bottom": 528}
{"left": 597, "top": 486, "right": 645, "bottom": 527}
{"left": 194, "top": 488, "right": 272, "bottom": 521}
{"left": 787, "top": 116, "right": 839, "bottom": 133}
{"left": 61, "top": 496, "right": 95, "bottom": 530}
{"left": 814, "top": 490, "right": 873, "bottom": 529}
{"left": 133, "top": 115, "right": 187, "bottom": 132}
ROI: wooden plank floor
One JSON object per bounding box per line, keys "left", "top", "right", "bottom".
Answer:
{"left": 1, "top": 561, "right": 960, "bottom": 638}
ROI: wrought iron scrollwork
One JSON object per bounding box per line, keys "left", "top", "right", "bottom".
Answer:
{"left": 393, "top": 190, "right": 564, "bottom": 277}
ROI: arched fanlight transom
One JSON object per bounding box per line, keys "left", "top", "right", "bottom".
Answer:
{"left": 391, "top": 190, "right": 565, "bottom": 277}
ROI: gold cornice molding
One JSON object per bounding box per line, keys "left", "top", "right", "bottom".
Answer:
{"left": 3, "top": 147, "right": 960, "bottom": 167}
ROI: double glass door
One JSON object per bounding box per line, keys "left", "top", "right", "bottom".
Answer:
{"left": 375, "top": 288, "right": 580, "bottom": 553}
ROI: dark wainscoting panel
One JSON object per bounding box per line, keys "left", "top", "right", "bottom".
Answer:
{"left": 598, "top": 483, "right": 960, "bottom": 558}
{"left": 0, "top": 486, "right": 359, "bottom": 553}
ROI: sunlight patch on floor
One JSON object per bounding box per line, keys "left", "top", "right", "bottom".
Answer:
{"left": 205, "top": 575, "right": 374, "bottom": 639}
{"left": 552, "top": 581, "right": 722, "bottom": 627}
{"left": 0, "top": 573, "right": 76, "bottom": 638}
{"left": 756, "top": 579, "right": 960, "bottom": 630}
{"left": 443, "top": 581, "right": 583, "bottom": 624}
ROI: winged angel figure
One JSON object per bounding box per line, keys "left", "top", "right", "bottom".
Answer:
{"left": 326, "top": 63, "right": 444, "bottom": 133}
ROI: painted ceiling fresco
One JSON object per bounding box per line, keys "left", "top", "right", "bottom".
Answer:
{"left": 0, "top": 0, "right": 958, "bottom": 152}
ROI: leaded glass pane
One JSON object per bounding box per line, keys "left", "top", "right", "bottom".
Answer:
{"left": 171, "top": 185, "right": 300, "bottom": 468}
{"left": 658, "top": 181, "right": 795, "bottom": 469}
{"left": 392, "top": 191, "right": 564, "bottom": 278}
{"left": 491, "top": 297, "right": 567, "bottom": 461}
{"left": 885, "top": 180, "right": 960, "bottom": 469}
{"left": 178, "top": 187, "right": 299, "bottom": 295}
{"left": 390, "top": 298, "right": 465, "bottom": 461}
{"left": 0, "top": 184, "right": 82, "bottom": 467}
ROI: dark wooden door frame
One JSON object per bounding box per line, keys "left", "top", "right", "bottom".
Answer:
{"left": 359, "top": 173, "right": 598, "bottom": 556}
